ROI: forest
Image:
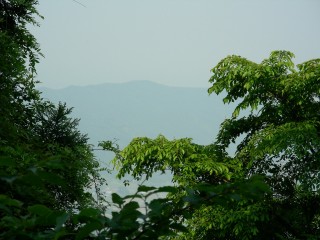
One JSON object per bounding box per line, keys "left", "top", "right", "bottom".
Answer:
{"left": 1, "top": 1, "right": 320, "bottom": 239}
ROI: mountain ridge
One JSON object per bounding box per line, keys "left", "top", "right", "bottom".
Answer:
{"left": 39, "top": 80, "right": 209, "bottom": 92}
{"left": 40, "top": 80, "right": 230, "bottom": 147}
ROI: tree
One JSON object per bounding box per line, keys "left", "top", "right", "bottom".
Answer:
{"left": 2, "top": 1, "right": 320, "bottom": 238}
{"left": 208, "top": 50, "right": 320, "bottom": 239}
{"left": 110, "top": 51, "right": 320, "bottom": 239}
{"left": 0, "top": 0, "right": 103, "bottom": 214}
{"left": 0, "top": 0, "right": 42, "bottom": 134}
{"left": 0, "top": 2, "right": 188, "bottom": 239}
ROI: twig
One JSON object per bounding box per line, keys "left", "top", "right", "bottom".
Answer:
{"left": 72, "top": 0, "right": 86, "bottom": 8}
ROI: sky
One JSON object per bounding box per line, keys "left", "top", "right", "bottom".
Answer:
{"left": 30, "top": 0, "right": 320, "bottom": 89}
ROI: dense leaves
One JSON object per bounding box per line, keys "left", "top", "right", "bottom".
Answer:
{"left": 2, "top": 1, "right": 320, "bottom": 239}
{"left": 206, "top": 51, "right": 320, "bottom": 239}
{"left": 0, "top": 0, "right": 104, "bottom": 235}
{"left": 109, "top": 51, "right": 320, "bottom": 239}
{"left": 0, "top": 0, "right": 42, "bottom": 138}
{"left": 101, "top": 136, "right": 235, "bottom": 185}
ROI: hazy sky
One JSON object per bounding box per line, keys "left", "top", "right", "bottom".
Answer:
{"left": 31, "top": 0, "right": 320, "bottom": 89}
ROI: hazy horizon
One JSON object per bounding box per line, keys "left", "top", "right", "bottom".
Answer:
{"left": 30, "top": 0, "right": 320, "bottom": 89}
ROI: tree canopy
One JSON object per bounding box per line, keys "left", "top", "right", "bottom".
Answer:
{"left": 110, "top": 51, "right": 320, "bottom": 239}
{"left": 1, "top": 1, "right": 320, "bottom": 239}
{"left": 0, "top": 1, "right": 194, "bottom": 239}
{"left": 0, "top": 1, "right": 105, "bottom": 237}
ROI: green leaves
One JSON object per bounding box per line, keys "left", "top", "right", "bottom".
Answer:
{"left": 138, "top": 185, "right": 157, "bottom": 192}
{"left": 110, "top": 135, "right": 234, "bottom": 188}
{"left": 28, "top": 204, "right": 52, "bottom": 216}
{"left": 206, "top": 51, "right": 320, "bottom": 239}
{"left": 112, "top": 193, "right": 125, "bottom": 206}
{"left": 0, "top": 194, "right": 23, "bottom": 212}
{"left": 3, "top": 18, "right": 320, "bottom": 240}
{"left": 0, "top": 156, "right": 16, "bottom": 167}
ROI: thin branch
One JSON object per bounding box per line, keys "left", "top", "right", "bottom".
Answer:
{"left": 72, "top": 0, "right": 86, "bottom": 8}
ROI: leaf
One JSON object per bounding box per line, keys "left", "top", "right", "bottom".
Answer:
{"left": 232, "top": 107, "right": 240, "bottom": 118}
{"left": 19, "top": 173, "right": 43, "bottom": 187}
{"left": 76, "top": 221, "right": 102, "bottom": 240}
{"left": 122, "top": 201, "right": 140, "bottom": 212}
{"left": 28, "top": 204, "right": 53, "bottom": 217}
{"left": 138, "top": 185, "right": 157, "bottom": 192}
{"left": 0, "top": 156, "right": 15, "bottom": 167}
{"left": 43, "top": 158, "right": 64, "bottom": 169}
{"left": 122, "top": 193, "right": 143, "bottom": 200}
{"left": 37, "top": 171, "right": 66, "bottom": 186}
{"left": 78, "top": 208, "right": 101, "bottom": 218}
{"left": 55, "top": 212, "right": 69, "bottom": 231}
{"left": 148, "top": 199, "right": 165, "bottom": 215}
{"left": 155, "top": 186, "right": 178, "bottom": 194}
{"left": 0, "top": 195, "right": 23, "bottom": 208}
{"left": 112, "top": 193, "right": 124, "bottom": 206}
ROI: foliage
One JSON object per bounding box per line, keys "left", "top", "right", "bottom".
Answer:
{"left": 208, "top": 51, "right": 320, "bottom": 238}
{"left": 0, "top": 0, "right": 42, "bottom": 147}
{"left": 0, "top": 175, "right": 184, "bottom": 239}
{"left": 31, "top": 102, "right": 104, "bottom": 211}
{"left": 0, "top": 0, "right": 104, "bottom": 232}
{"left": 102, "top": 136, "right": 236, "bottom": 184}
{"left": 110, "top": 51, "right": 320, "bottom": 239}
{"left": 0, "top": 1, "right": 192, "bottom": 239}
{"left": 2, "top": 1, "right": 320, "bottom": 239}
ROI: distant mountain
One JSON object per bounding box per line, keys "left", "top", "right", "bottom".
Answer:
{"left": 40, "top": 81, "right": 233, "bottom": 194}
{"left": 40, "top": 80, "right": 231, "bottom": 146}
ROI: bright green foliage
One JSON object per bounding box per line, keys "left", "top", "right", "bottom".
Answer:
{"left": 110, "top": 51, "right": 320, "bottom": 239}
{"left": 105, "top": 137, "right": 272, "bottom": 240}
{"left": 208, "top": 51, "right": 320, "bottom": 239}
{"left": 2, "top": 1, "right": 320, "bottom": 238}
{"left": 102, "top": 136, "right": 236, "bottom": 185}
